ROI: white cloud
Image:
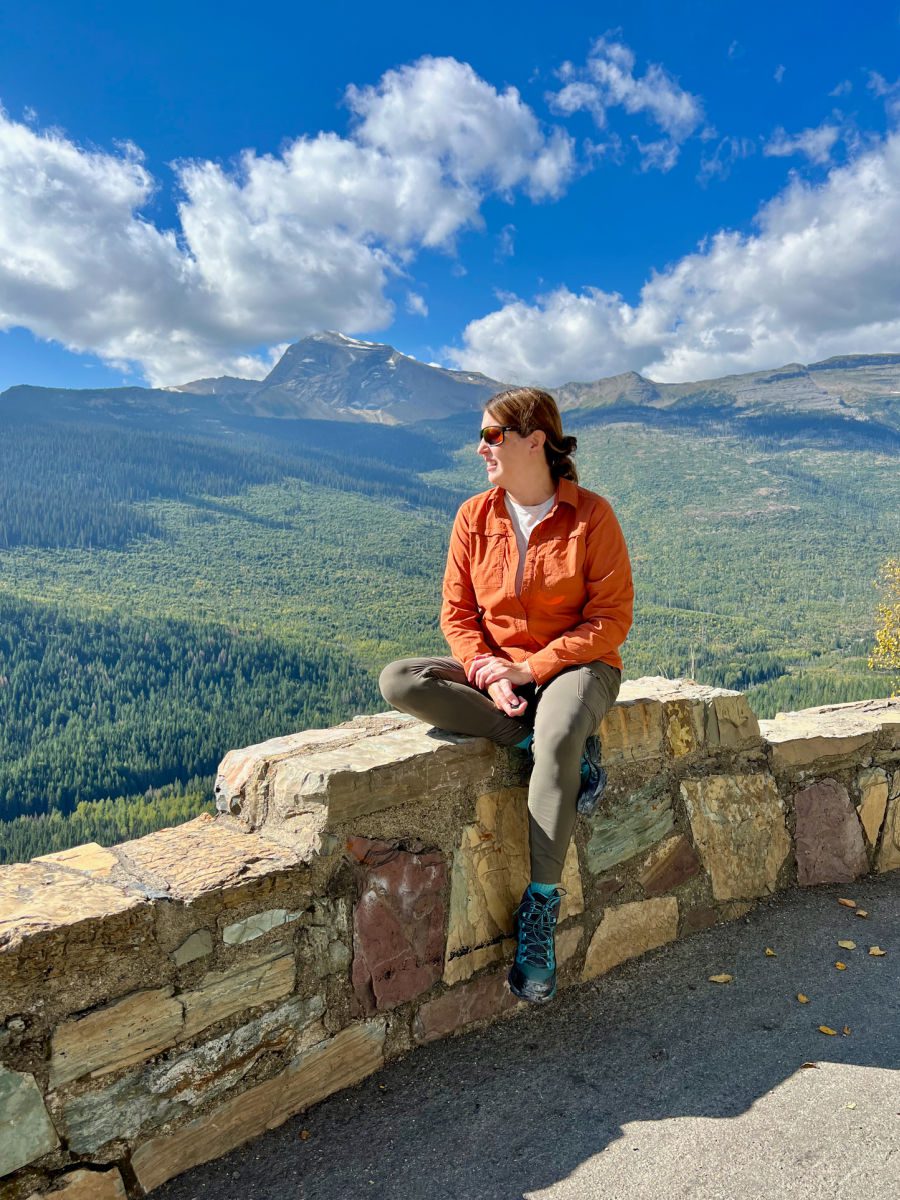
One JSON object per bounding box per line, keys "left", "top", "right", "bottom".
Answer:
{"left": 764, "top": 123, "right": 841, "bottom": 165}
{"left": 868, "top": 72, "right": 900, "bottom": 123}
{"left": 547, "top": 36, "right": 703, "bottom": 170}
{"left": 0, "top": 58, "right": 574, "bottom": 385}
{"left": 450, "top": 130, "right": 900, "bottom": 385}
{"left": 774, "top": 64, "right": 786, "bottom": 84}
{"left": 830, "top": 79, "right": 852, "bottom": 97}
{"left": 698, "top": 136, "right": 755, "bottom": 183}
{"left": 406, "top": 291, "right": 428, "bottom": 317}
{"left": 495, "top": 224, "right": 516, "bottom": 260}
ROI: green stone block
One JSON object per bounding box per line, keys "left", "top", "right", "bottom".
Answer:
{"left": 585, "top": 780, "right": 674, "bottom": 875}
{"left": 0, "top": 1065, "right": 59, "bottom": 1176}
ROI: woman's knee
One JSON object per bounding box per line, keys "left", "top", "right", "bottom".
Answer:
{"left": 379, "top": 658, "right": 419, "bottom": 707}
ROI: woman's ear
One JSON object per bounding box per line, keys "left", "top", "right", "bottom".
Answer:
{"left": 528, "top": 429, "right": 546, "bottom": 454}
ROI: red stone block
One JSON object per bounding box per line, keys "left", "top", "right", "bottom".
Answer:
{"left": 348, "top": 837, "right": 447, "bottom": 1013}
{"left": 794, "top": 779, "right": 868, "bottom": 886}
{"left": 413, "top": 970, "right": 517, "bottom": 1044}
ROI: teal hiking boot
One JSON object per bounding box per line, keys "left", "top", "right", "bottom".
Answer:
{"left": 507, "top": 884, "right": 563, "bottom": 1004}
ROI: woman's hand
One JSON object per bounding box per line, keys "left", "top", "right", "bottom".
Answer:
{"left": 486, "top": 679, "right": 529, "bottom": 719}
{"left": 468, "top": 653, "right": 534, "bottom": 691}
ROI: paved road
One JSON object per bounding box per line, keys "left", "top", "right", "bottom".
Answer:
{"left": 158, "top": 874, "right": 900, "bottom": 1200}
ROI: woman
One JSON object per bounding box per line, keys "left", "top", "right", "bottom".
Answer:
{"left": 379, "top": 387, "right": 633, "bottom": 1003}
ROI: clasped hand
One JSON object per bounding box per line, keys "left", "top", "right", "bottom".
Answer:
{"left": 467, "top": 653, "right": 533, "bottom": 719}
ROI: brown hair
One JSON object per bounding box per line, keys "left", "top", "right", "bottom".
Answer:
{"left": 486, "top": 387, "right": 578, "bottom": 483}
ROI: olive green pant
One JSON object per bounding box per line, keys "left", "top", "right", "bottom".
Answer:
{"left": 379, "top": 656, "right": 621, "bottom": 885}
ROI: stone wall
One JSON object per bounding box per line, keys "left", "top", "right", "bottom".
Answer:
{"left": 1, "top": 680, "right": 898, "bottom": 1198}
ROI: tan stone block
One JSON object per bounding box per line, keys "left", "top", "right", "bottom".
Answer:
{"left": 556, "top": 925, "right": 583, "bottom": 967}
{"left": 0, "top": 862, "right": 140, "bottom": 954}
{"left": 665, "top": 699, "right": 705, "bottom": 757}
{"left": 706, "top": 693, "right": 760, "bottom": 749}
{"left": 599, "top": 698, "right": 665, "bottom": 764}
{"left": 638, "top": 835, "right": 701, "bottom": 896}
{"left": 34, "top": 843, "right": 119, "bottom": 881}
{"left": 180, "top": 946, "right": 295, "bottom": 1040}
{"left": 30, "top": 1167, "right": 127, "bottom": 1199}
{"left": 858, "top": 768, "right": 890, "bottom": 846}
{"left": 443, "top": 788, "right": 582, "bottom": 983}
{"left": 50, "top": 987, "right": 185, "bottom": 1087}
{"left": 682, "top": 774, "right": 790, "bottom": 900}
{"left": 582, "top": 897, "right": 678, "bottom": 981}
{"left": 877, "top": 797, "right": 900, "bottom": 873}
{"left": 444, "top": 939, "right": 514, "bottom": 986}
{"left": 760, "top": 703, "right": 889, "bottom": 769}
{"left": 114, "top": 816, "right": 306, "bottom": 902}
{"left": 131, "top": 1020, "right": 386, "bottom": 1193}
{"left": 269, "top": 723, "right": 497, "bottom": 826}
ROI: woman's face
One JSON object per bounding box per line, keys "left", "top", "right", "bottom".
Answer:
{"left": 477, "top": 409, "right": 545, "bottom": 491}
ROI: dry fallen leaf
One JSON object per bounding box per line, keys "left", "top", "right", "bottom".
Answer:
{"left": 800, "top": 1061, "right": 819, "bottom": 1069}
{"left": 837, "top": 940, "right": 857, "bottom": 950}
{"left": 869, "top": 946, "right": 887, "bottom": 956}
{"left": 299, "top": 1129, "right": 311, "bottom": 1141}
{"left": 838, "top": 898, "right": 857, "bottom": 908}
{"left": 819, "top": 1026, "right": 838, "bottom": 1036}
{"left": 835, "top": 962, "right": 848, "bottom": 970}
{"left": 842, "top": 1026, "right": 852, "bottom": 1036}
{"left": 855, "top": 909, "right": 868, "bottom": 918}
{"left": 797, "top": 993, "right": 810, "bottom": 1003}
{"left": 845, "top": 1102, "right": 857, "bottom": 1109}
{"left": 708, "top": 973, "right": 734, "bottom": 984}
{"left": 764, "top": 947, "right": 777, "bottom": 957}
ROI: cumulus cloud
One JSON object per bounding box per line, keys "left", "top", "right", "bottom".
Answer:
{"left": 0, "top": 57, "right": 574, "bottom": 384}
{"left": 450, "top": 131, "right": 900, "bottom": 384}
{"left": 764, "top": 123, "right": 841, "bottom": 165}
{"left": 406, "top": 291, "right": 428, "bottom": 317}
{"left": 547, "top": 36, "right": 704, "bottom": 170}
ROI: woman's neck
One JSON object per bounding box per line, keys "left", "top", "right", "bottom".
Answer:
{"left": 505, "top": 473, "right": 556, "bottom": 507}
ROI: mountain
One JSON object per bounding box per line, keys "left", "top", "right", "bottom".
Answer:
{"left": 243, "top": 331, "right": 502, "bottom": 423}
{"left": 168, "top": 376, "right": 263, "bottom": 398}
{"left": 555, "top": 353, "right": 900, "bottom": 434}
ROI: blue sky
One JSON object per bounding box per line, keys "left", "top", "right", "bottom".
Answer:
{"left": 1, "top": 0, "right": 899, "bottom": 391}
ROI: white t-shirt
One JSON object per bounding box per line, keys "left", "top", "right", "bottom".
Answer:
{"left": 505, "top": 493, "right": 555, "bottom": 595}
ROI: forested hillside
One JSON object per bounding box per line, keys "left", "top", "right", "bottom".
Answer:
{"left": 1, "top": 387, "right": 897, "bottom": 862}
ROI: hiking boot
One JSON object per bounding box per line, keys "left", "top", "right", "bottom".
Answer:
{"left": 576, "top": 733, "right": 608, "bottom": 816}
{"left": 507, "top": 884, "right": 564, "bottom": 1004}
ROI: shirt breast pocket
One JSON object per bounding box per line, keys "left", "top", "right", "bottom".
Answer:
{"left": 470, "top": 531, "right": 507, "bottom": 593}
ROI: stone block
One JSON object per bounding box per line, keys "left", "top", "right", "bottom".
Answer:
{"left": 222, "top": 908, "right": 302, "bottom": 946}
{"left": 878, "top": 797, "right": 900, "bottom": 873}
{"left": 794, "top": 780, "right": 868, "bottom": 886}
{"left": 681, "top": 902, "right": 753, "bottom": 934}
{"left": 599, "top": 696, "right": 664, "bottom": 764}
{"left": 0, "top": 1066, "right": 59, "bottom": 1176}
{"left": 131, "top": 1020, "right": 386, "bottom": 1193}
{"left": 585, "top": 779, "right": 674, "bottom": 875}
{"left": 58, "top": 995, "right": 325, "bottom": 1153}
{"left": 582, "top": 897, "right": 679, "bottom": 981}
{"left": 25, "top": 1167, "right": 126, "bottom": 1200}
{"left": 444, "top": 788, "right": 582, "bottom": 985}
{"left": 0, "top": 862, "right": 140, "bottom": 956}
{"left": 413, "top": 972, "right": 517, "bottom": 1044}
{"left": 664, "top": 699, "right": 705, "bottom": 758}
{"left": 49, "top": 987, "right": 185, "bottom": 1088}
{"left": 705, "top": 693, "right": 760, "bottom": 749}
{"left": 269, "top": 723, "right": 497, "bottom": 827}
{"left": 760, "top": 700, "right": 895, "bottom": 770}
{"left": 295, "top": 897, "right": 351, "bottom": 979}
{"left": 638, "top": 835, "right": 701, "bottom": 896}
{"left": 682, "top": 773, "right": 790, "bottom": 900}
{"left": 114, "top": 816, "right": 306, "bottom": 902}
{"left": 180, "top": 946, "right": 295, "bottom": 1041}
{"left": 172, "top": 930, "right": 213, "bottom": 966}
{"left": 555, "top": 925, "right": 583, "bottom": 967}
{"left": 347, "top": 837, "right": 447, "bottom": 1013}
{"left": 857, "top": 768, "right": 889, "bottom": 846}
{"left": 34, "top": 843, "right": 120, "bottom": 882}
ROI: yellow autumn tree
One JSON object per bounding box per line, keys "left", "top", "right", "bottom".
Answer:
{"left": 869, "top": 557, "right": 900, "bottom": 695}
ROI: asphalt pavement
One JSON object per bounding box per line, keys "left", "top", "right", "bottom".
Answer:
{"left": 156, "top": 873, "right": 900, "bottom": 1200}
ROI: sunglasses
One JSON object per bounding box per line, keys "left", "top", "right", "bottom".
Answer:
{"left": 480, "top": 425, "right": 518, "bottom": 446}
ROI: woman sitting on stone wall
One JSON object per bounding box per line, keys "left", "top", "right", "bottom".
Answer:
{"left": 379, "top": 387, "right": 634, "bottom": 1004}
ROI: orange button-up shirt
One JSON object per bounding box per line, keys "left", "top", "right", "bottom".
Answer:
{"left": 440, "top": 477, "right": 634, "bottom": 686}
